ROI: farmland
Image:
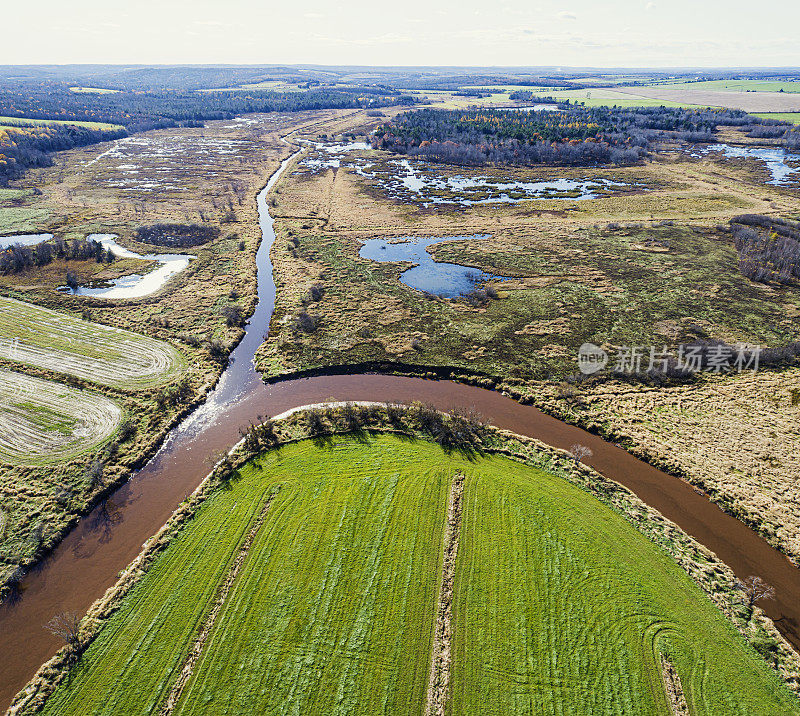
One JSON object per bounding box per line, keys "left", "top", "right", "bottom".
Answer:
{"left": 0, "top": 370, "right": 121, "bottom": 465}
{"left": 25, "top": 434, "right": 800, "bottom": 715}
{"left": 0, "top": 115, "right": 124, "bottom": 131}
{"left": 0, "top": 297, "right": 186, "bottom": 390}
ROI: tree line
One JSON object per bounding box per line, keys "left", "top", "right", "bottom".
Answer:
{"left": 371, "top": 105, "right": 769, "bottom": 167}
{"left": 0, "top": 123, "right": 127, "bottom": 183}
{"left": 0, "top": 237, "right": 114, "bottom": 275}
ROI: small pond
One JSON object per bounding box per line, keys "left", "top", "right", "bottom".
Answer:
{"left": 359, "top": 235, "right": 511, "bottom": 298}
{"left": 0, "top": 233, "right": 53, "bottom": 248}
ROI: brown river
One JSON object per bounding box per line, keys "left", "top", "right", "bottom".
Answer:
{"left": 1, "top": 148, "right": 799, "bottom": 711}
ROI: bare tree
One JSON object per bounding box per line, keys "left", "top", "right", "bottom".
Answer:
{"left": 44, "top": 612, "right": 82, "bottom": 650}
{"left": 568, "top": 443, "right": 593, "bottom": 465}
{"left": 737, "top": 576, "right": 776, "bottom": 607}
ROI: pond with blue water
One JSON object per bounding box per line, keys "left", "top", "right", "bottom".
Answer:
{"left": 359, "top": 235, "right": 511, "bottom": 298}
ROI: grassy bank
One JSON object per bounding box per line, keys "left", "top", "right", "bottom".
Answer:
{"left": 12, "top": 408, "right": 800, "bottom": 715}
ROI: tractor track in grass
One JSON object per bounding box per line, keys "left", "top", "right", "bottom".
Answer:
{"left": 425, "top": 471, "right": 464, "bottom": 716}
{"left": 158, "top": 486, "right": 281, "bottom": 716}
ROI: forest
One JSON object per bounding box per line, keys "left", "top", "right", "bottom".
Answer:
{"left": 372, "top": 105, "right": 793, "bottom": 166}
{"left": 0, "top": 237, "right": 114, "bottom": 275}
{"left": 0, "top": 123, "right": 127, "bottom": 183}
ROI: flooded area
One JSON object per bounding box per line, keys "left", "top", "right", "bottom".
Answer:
{"left": 297, "top": 140, "right": 638, "bottom": 206}
{"left": 59, "top": 234, "right": 193, "bottom": 299}
{"left": 704, "top": 143, "right": 800, "bottom": 185}
{"left": 359, "top": 235, "right": 510, "bottom": 297}
{"left": 0, "top": 233, "right": 53, "bottom": 248}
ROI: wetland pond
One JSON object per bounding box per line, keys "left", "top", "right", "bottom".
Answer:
{"left": 298, "top": 140, "right": 638, "bottom": 207}
{"left": 0, "top": 232, "right": 193, "bottom": 299}
{"left": 359, "top": 235, "right": 511, "bottom": 297}
{"left": 59, "top": 234, "right": 193, "bottom": 299}
{"left": 703, "top": 143, "right": 800, "bottom": 185}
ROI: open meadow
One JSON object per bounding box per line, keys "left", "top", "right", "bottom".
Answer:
{"left": 24, "top": 434, "right": 800, "bottom": 716}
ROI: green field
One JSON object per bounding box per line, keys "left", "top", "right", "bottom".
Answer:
{"left": 0, "top": 297, "right": 186, "bottom": 390}
{"left": 753, "top": 112, "right": 800, "bottom": 125}
{"left": 34, "top": 436, "right": 799, "bottom": 715}
{"left": 0, "top": 115, "right": 123, "bottom": 130}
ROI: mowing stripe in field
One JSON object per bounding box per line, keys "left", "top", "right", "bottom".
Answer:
{"left": 33, "top": 436, "right": 800, "bottom": 716}
{"left": 0, "top": 297, "right": 185, "bottom": 390}
{"left": 159, "top": 486, "right": 282, "bottom": 715}
{"left": 449, "top": 459, "right": 800, "bottom": 715}
{"left": 0, "top": 369, "right": 121, "bottom": 465}
{"left": 172, "top": 438, "right": 451, "bottom": 715}
{"left": 37, "top": 459, "right": 283, "bottom": 716}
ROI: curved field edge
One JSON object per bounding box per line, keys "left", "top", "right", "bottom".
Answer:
{"left": 258, "top": 360, "right": 800, "bottom": 571}
{"left": 0, "top": 370, "right": 122, "bottom": 465}
{"left": 0, "top": 297, "right": 186, "bottom": 390}
{"left": 9, "top": 405, "right": 800, "bottom": 715}
{"left": 451, "top": 460, "right": 797, "bottom": 714}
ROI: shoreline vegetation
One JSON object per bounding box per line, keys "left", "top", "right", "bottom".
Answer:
{"left": 8, "top": 403, "right": 800, "bottom": 714}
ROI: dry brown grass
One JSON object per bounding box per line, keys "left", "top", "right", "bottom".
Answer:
{"left": 539, "top": 369, "right": 800, "bottom": 563}
{"left": 614, "top": 87, "right": 800, "bottom": 113}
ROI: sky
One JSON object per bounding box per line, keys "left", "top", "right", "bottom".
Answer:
{"left": 4, "top": 0, "right": 799, "bottom": 68}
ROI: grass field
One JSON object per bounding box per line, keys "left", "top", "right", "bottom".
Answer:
{"left": 0, "top": 115, "right": 123, "bottom": 130}
{"left": 0, "top": 369, "right": 121, "bottom": 465}
{"left": 33, "top": 436, "right": 800, "bottom": 715}
{"left": 452, "top": 458, "right": 797, "bottom": 714}
{"left": 647, "top": 80, "right": 800, "bottom": 94}
{"left": 753, "top": 112, "right": 800, "bottom": 124}
{"left": 0, "top": 297, "right": 186, "bottom": 390}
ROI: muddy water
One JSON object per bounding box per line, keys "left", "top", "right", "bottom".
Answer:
{"left": 2, "top": 149, "right": 800, "bottom": 711}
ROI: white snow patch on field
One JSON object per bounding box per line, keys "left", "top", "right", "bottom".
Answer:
{"left": 0, "top": 370, "right": 121, "bottom": 465}
{"left": 0, "top": 297, "right": 185, "bottom": 390}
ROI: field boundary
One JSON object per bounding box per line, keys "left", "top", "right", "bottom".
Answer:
{"left": 8, "top": 405, "right": 800, "bottom": 714}
{"left": 424, "top": 472, "right": 464, "bottom": 716}
{"left": 158, "top": 486, "right": 281, "bottom": 716}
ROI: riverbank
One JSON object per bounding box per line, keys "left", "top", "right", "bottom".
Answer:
{"left": 9, "top": 404, "right": 800, "bottom": 714}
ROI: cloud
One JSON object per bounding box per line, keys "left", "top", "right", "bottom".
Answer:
{"left": 558, "top": 11, "right": 577, "bottom": 20}
{"left": 645, "top": 2, "right": 656, "bottom": 9}
{"left": 304, "top": 12, "right": 325, "bottom": 19}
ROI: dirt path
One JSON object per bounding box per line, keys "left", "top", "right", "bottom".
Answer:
{"left": 661, "top": 654, "right": 691, "bottom": 715}
{"left": 424, "top": 472, "right": 465, "bottom": 716}
{"left": 158, "top": 487, "right": 280, "bottom": 716}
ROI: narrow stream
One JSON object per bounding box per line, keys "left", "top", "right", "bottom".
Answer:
{"left": 2, "top": 146, "right": 800, "bottom": 711}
